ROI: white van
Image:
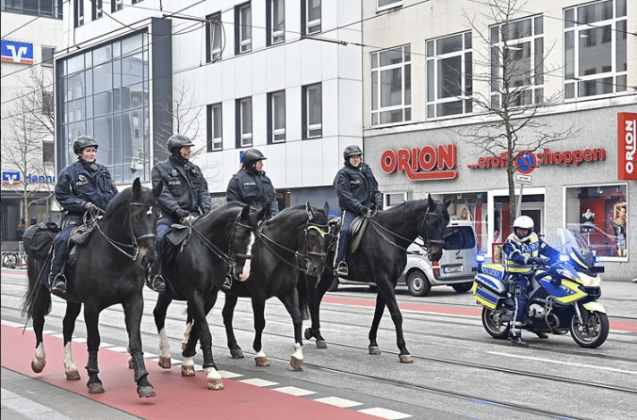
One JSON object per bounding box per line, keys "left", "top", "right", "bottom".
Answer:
{"left": 330, "top": 220, "right": 478, "bottom": 297}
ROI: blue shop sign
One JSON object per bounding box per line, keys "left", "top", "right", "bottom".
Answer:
{"left": 1, "top": 40, "right": 34, "bottom": 64}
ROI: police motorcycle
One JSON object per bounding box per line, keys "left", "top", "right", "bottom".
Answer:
{"left": 472, "top": 228, "right": 608, "bottom": 348}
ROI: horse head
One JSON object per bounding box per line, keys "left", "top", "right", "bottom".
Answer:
{"left": 419, "top": 194, "right": 451, "bottom": 262}
{"left": 232, "top": 204, "right": 268, "bottom": 281}
{"left": 303, "top": 202, "right": 332, "bottom": 277}
{"left": 129, "top": 178, "right": 163, "bottom": 269}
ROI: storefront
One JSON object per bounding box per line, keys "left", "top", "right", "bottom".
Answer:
{"left": 366, "top": 108, "right": 635, "bottom": 281}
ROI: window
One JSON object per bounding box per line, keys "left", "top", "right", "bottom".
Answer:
{"left": 490, "top": 16, "right": 543, "bottom": 108}
{"left": 42, "top": 141, "right": 54, "bottom": 163}
{"left": 303, "top": 83, "right": 321, "bottom": 139}
{"left": 371, "top": 45, "right": 411, "bottom": 126}
{"left": 303, "top": 0, "right": 321, "bottom": 35}
{"left": 92, "top": 0, "right": 103, "bottom": 20}
{"left": 378, "top": 0, "right": 401, "bottom": 11}
{"left": 268, "top": 90, "right": 286, "bottom": 143}
{"left": 564, "top": 0, "right": 627, "bottom": 99}
{"left": 41, "top": 46, "right": 55, "bottom": 67}
{"left": 112, "top": 0, "right": 123, "bottom": 13}
{"left": 426, "top": 33, "right": 472, "bottom": 118}
{"left": 74, "top": 0, "right": 84, "bottom": 27}
{"left": 268, "top": 0, "right": 285, "bottom": 45}
{"left": 235, "top": 2, "right": 252, "bottom": 54}
{"left": 2, "top": 0, "right": 63, "bottom": 19}
{"left": 42, "top": 91, "right": 53, "bottom": 115}
{"left": 207, "top": 103, "right": 223, "bottom": 152}
{"left": 565, "top": 184, "right": 628, "bottom": 259}
{"left": 206, "top": 12, "right": 223, "bottom": 62}
{"left": 236, "top": 97, "right": 252, "bottom": 147}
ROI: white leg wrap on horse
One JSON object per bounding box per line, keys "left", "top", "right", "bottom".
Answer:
{"left": 35, "top": 342, "right": 46, "bottom": 360}
{"left": 205, "top": 367, "right": 224, "bottom": 390}
{"left": 205, "top": 367, "right": 221, "bottom": 379}
{"left": 159, "top": 328, "right": 170, "bottom": 357}
{"left": 183, "top": 357, "right": 194, "bottom": 368}
{"left": 292, "top": 343, "right": 304, "bottom": 360}
{"left": 256, "top": 350, "right": 266, "bottom": 358}
{"left": 63, "top": 342, "right": 76, "bottom": 369}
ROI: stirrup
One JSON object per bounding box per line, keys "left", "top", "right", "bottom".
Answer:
{"left": 334, "top": 262, "right": 348, "bottom": 277}
{"left": 149, "top": 274, "right": 166, "bottom": 292}
{"left": 222, "top": 275, "right": 232, "bottom": 290}
{"left": 51, "top": 274, "right": 67, "bottom": 293}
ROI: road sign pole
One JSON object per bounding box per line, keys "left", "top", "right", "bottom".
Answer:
{"left": 516, "top": 184, "right": 523, "bottom": 219}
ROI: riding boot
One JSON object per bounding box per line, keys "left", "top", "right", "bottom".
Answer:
{"left": 535, "top": 331, "right": 549, "bottom": 339}
{"left": 511, "top": 336, "right": 528, "bottom": 347}
{"left": 147, "top": 259, "right": 166, "bottom": 292}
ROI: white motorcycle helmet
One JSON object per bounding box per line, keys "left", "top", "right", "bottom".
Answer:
{"left": 512, "top": 216, "right": 534, "bottom": 242}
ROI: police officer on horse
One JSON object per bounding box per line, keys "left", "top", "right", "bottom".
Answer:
{"left": 333, "top": 145, "right": 383, "bottom": 276}
{"left": 48, "top": 136, "right": 118, "bottom": 293}
{"left": 148, "top": 134, "right": 212, "bottom": 291}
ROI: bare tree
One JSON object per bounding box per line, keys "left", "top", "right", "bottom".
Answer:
{"left": 459, "top": 0, "right": 575, "bottom": 221}
{"left": 2, "top": 67, "right": 56, "bottom": 225}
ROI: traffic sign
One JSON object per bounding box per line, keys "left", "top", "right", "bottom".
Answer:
{"left": 514, "top": 151, "right": 537, "bottom": 174}
{"left": 515, "top": 173, "right": 532, "bottom": 185}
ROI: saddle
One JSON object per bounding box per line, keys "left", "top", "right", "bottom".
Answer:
{"left": 67, "top": 224, "right": 96, "bottom": 267}
{"left": 348, "top": 215, "right": 369, "bottom": 254}
{"left": 163, "top": 223, "right": 191, "bottom": 267}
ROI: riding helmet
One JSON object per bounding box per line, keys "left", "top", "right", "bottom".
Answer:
{"left": 512, "top": 215, "right": 534, "bottom": 242}
{"left": 343, "top": 145, "right": 363, "bottom": 161}
{"left": 73, "top": 136, "right": 99, "bottom": 155}
{"left": 242, "top": 149, "right": 266, "bottom": 167}
{"left": 167, "top": 134, "right": 195, "bottom": 156}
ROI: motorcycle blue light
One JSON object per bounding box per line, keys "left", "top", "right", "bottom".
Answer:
{"left": 559, "top": 254, "right": 569, "bottom": 262}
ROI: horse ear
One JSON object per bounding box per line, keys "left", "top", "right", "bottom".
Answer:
{"left": 323, "top": 201, "right": 330, "bottom": 218}
{"left": 257, "top": 206, "right": 268, "bottom": 222}
{"left": 152, "top": 180, "right": 163, "bottom": 198}
{"left": 132, "top": 177, "right": 141, "bottom": 197}
{"left": 305, "top": 201, "right": 314, "bottom": 221}
{"left": 240, "top": 204, "right": 251, "bottom": 221}
{"left": 443, "top": 197, "right": 452, "bottom": 208}
{"left": 427, "top": 193, "right": 435, "bottom": 210}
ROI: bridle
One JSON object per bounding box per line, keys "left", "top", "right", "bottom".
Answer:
{"left": 91, "top": 200, "right": 156, "bottom": 260}
{"left": 368, "top": 210, "right": 444, "bottom": 256}
{"left": 258, "top": 218, "right": 331, "bottom": 274}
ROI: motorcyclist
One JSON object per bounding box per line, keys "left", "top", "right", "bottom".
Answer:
{"left": 48, "top": 136, "right": 119, "bottom": 293}
{"left": 333, "top": 145, "right": 383, "bottom": 276}
{"left": 149, "top": 134, "right": 212, "bottom": 292}
{"left": 503, "top": 215, "right": 560, "bottom": 347}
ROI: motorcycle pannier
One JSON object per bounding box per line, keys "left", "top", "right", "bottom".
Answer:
{"left": 22, "top": 222, "right": 59, "bottom": 260}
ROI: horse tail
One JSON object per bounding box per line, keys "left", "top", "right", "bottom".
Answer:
{"left": 297, "top": 273, "right": 310, "bottom": 321}
{"left": 22, "top": 256, "right": 51, "bottom": 319}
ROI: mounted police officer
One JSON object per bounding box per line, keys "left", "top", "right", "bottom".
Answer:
{"left": 48, "top": 136, "right": 118, "bottom": 293}
{"left": 503, "top": 215, "right": 560, "bottom": 347}
{"left": 226, "top": 148, "right": 279, "bottom": 219}
{"left": 333, "top": 145, "right": 383, "bottom": 276}
{"left": 148, "top": 134, "right": 212, "bottom": 291}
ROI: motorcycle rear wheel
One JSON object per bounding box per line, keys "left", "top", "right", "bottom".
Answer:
{"left": 481, "top": 307, "right": 510, "bottom": 339}
{"left": 570, "top": 311, "right": 609, "bottom": 348}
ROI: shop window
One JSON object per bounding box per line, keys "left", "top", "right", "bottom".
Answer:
{"left": 565, "top": 184, "right": 628, "bottom": 259}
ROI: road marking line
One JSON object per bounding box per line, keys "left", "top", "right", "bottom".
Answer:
{"left": 488, "top": 351, "right": 637, "bottom": 375}
{"left": 272, "top": 386, "right": 316, "bottom": 396}
{"left": 107, "top": 346, "right": 129, "bottom": 353}
{"left": 218, "top": 370, "right": 243, "bottom": 378}
{"left": 239, "top": 378, "right": 279, "bottom": 387}
{"left": 358, "top": 407, "right": 412, "bottom": 419}
{"left": 2, "top": 388, "right": 73, "bottom": 420}
{"left": 1, "top": 320, "right": 22, "bottom": 328}
{"left": 314, "top": 396, "right": 363, "bottom": 408}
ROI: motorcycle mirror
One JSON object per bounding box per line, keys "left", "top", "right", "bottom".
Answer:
{"left": 476, "top": 254, "right": 485, "bottom": 263}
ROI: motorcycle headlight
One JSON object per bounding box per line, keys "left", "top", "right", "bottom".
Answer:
{"left": 581, "top": 272, "right": 602, "bottom": 287}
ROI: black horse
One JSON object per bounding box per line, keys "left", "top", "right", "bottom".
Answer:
{"left": 23, "top": 178, "right": 163, "bottom": 397}
{"left": 303, "top": 195, "right": 450, "bottom": 363}
{"left": 174, "top": 203, "right": 332, "bottom": 374}
{"left": 152, "top": 202, "right": 267, "bottom": 390}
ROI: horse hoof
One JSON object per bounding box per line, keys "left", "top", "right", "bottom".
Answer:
{"left": 230, "top": 348, "right": 244, "bottom": 359}
{"left": 207, "top": 378, "right": 224, "bottom": 390}
{"left": 399, "top": 354, "right": 413, "bottom": 363}
{"left": 31, "top": 359, "right": 45, "bottom": 373}
{"left": 88, "top": 383, "right": 105, "bottom": 394}
{"left": 368, "top": 346, "right": 381, "bottom": 355}
{"left": 158, "top": 356, "right": 172, "bottom": 369}
{"left": 255, "top": 356, "right": 270, "bottom": 367}
{"left": 65, "top": 369, "right": 81, "bottom": 381}
{"left": 290, "top": 356, "right": 304, "bottom": 371}
{"left": 128, "top": 357, "right": 134, "bottom": 369}
{"left": 304, "top": 328, "right": 312, "bottom": 340}
{"left": 316, "top": 340, "right": 327, "bottom": 349}
{"left": 137, "top": 385, "right": 156, "bottom": 398}
{"left": 181, "top": 365, "right": 195, "bottom": 377}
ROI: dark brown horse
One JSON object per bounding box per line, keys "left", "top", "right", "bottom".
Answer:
{"left": 23, "top": 178, "right": 163, "bottom": 397}
{"left": 302, "top": 195, "right": 450, "bottom": 362}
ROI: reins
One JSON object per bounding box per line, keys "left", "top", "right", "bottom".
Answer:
{"left": 366, "top": 210, "right": 443, "bottom": 255}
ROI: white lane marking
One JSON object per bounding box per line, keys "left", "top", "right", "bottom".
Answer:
{"left": 488, "top": 351, "right": 637, "bottom": 375}
{"left": 1, "top": 320, "right": 22, "bottom": 328}
{"left": 314, "top": 396, "right": 363, "bottom": 408}
{"left": 358, "top": 407, "right": 412, "bottom": 419}
{"left": 218, "top": 370, "right": 243, "bottom": 379}
{"left": 2, "top": 388, "right": 73, "bottom": 420}
{"left": 272, "top": 386, "right": 316, "bottom": 397}
{"left": 107, "top": 346, "right": 129, "bottom": 353}
{"left": 239, "top": 378, "right": 279, "bottom": 387}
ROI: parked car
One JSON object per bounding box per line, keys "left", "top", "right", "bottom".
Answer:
{"left": 331, "top": 220, "right": 478, "bottom": 296}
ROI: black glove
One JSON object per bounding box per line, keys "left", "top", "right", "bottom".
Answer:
{"left": 376, "top": 202, "right": 383, "bottom": 211}
{"left": 360, "top": 206, "right": 369, "bottom": 215}
{"left": 84, "top": 202, "right": 98, "bottom": 212}
{"left": 550, "top": 277, "right": 561, "bottom": 287}
{"left": 202, "top": 208, "right": 211, "bottom": 216}
{"left": 176, "top": 209, "right": 190, "bottom": 220}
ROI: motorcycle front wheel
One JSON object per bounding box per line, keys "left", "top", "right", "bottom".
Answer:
{"left": 570, "top": 311, "right": 609, "bottom": 348}
{"left": 481, "top": 307, "right": 510, "bottom": 339}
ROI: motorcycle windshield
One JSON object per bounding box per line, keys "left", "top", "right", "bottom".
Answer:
{"left": 548, "top": 229, "right": 596, "bottom": 270}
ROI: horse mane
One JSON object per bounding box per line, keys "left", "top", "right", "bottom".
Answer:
{"left": 383, "top": 199, "right": 427, "bottom": 217}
